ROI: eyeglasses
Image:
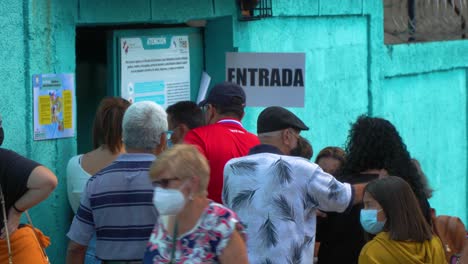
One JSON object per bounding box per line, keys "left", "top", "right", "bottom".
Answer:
{"left": 152, "top": 178, "right": 180, "bottom": 188}
{"left": 202, "top": 104, "right": 213, "bottom": 113}
{"left": 165, "top": 130, "right": 174, "bottom": 140}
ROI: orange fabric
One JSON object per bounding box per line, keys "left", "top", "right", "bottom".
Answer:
{"left": 0, "top": 224, "right": 50, "bottom": 263}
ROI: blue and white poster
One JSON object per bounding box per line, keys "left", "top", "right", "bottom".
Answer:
{"left": 120, "top": 35, "right": 190, "bottom": 108}
{"left": 33, "top": 73, "right": 75, "bottom": 140}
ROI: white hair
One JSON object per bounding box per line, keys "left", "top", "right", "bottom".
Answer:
{"left": 258, "top": 130, "right": 283, "bottom": 138}
{"left": 122, "top": 101, "right": 168, "bottom": 150}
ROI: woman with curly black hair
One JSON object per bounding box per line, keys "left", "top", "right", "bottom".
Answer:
{"left": 317, "top": 115, "right": 432, "bottom": 264}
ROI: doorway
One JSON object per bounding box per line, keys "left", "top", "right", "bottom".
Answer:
{"left": 75, "top": 26, "right": 108, "bottom": 154}
{"left": 75, "top": 24, "right": 205, "bottom": 154}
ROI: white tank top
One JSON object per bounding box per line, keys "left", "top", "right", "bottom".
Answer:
{"left": 66, "top": 154, "right": 91, "bottom": 213}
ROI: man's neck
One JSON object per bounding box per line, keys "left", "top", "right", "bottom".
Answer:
{"left": 210, "top": 114, "right": 240, "bottom": 124}
{"left": 258, "top": 139, "right": 287, "bottom": 155}
{"left": 125, "top": 148, "right": 154, "bottom": 154}
{"left": 211, "top": 113, "right": 241, "bottom": 124}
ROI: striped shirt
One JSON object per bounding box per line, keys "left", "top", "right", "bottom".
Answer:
{"left": 67, "top": 153, "right": 158, "bottom": 261}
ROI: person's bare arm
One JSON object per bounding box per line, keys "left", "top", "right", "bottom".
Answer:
{"left": 15, "top": 166, "right": 58, "bottom": 211}
{"left": 219, "top": 230, "right": 249, "bottom": 264}
{"left": 351, "top": 183, "right": 367, "bottom": 205}
{"left": 66, "top": 240, "right": 87, "bottom": 264}
{"left": 0, "top": 166, "right": 57, "bottom": 238}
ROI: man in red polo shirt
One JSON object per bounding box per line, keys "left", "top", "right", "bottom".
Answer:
{"left": 184, "top": 82, "right": 260, "bottom": 203}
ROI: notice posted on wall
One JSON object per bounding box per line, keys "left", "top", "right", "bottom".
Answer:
{"left": 226, "top": 52, "right": 305, "bottom": 107}
{"left": 33, "top": 73, "right": 75, "bottom": 140}
{"left": 120, "top": 35, "right": 191, "bottom": 108}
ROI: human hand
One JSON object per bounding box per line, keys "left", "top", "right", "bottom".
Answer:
{"left": 0, "top": 207, "right": 22, "bottom": 239}
{"left": 317, "top": 210, "right": 327, "bottom": 218}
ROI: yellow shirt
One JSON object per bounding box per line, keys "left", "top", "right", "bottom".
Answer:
{"left": 359, "top": 232, "right": 447, "bottom": 264}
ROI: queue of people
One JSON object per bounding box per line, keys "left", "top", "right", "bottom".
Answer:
{"left": 1, "top": 81, "right": 466, "bottom": 263}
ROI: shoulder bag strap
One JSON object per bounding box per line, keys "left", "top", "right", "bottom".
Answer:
{"left": 169, "top": 220, "right": 178, "bottom": 264}
{"left": 24, "top": 211, "right": 50, "bottom": 263}
{"left": 0, "top": 184, "right": 13, "bottom": 264}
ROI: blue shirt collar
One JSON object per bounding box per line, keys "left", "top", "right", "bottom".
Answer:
{"left": 248, "top": 144, "right": 284, "bottom": 155}
{"left": 116, "top": 153, "right": 156, "bottom": 162}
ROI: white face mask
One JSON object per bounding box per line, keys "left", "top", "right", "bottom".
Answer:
{"left": 153, "top": 186, "right": 186, "bottom": 215}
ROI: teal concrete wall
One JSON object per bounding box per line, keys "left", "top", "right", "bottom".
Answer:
{"left": 1, "top": 1, "right": 77, "bottom": 262}
{"left": 376, "top": 40, "right": 468, "bottom": 221}
{"left": 235, "top": 16, "right": 370, "bottom": 152}
{"left": 375, "top": 70, "right": 467, "bottom": 219}
{"left": 0, "top": 0, "right": 467, "bottom": 262}
{"left": 0, "top": 0, "right": 28, "bottom": 154}
{"left": 27, "top": 1, "right": 78, "bottom": 262}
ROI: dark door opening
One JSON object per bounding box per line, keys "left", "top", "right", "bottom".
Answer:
{"left": 75, "top": 27, "right": 108, "bottom": 154}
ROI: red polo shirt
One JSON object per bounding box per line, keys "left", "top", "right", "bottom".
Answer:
{"left": 184, "top": 118, "right": 260, "bottom": 203}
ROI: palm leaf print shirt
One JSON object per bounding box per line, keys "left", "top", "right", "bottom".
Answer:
{"left": 223, "top": 144, "right": 353, "bottom": 264}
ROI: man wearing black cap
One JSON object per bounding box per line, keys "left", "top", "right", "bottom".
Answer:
{"left": 222, "top": 106, "right": 366, "bottom": 264}
{"left": 184, "top": 82, "right": 259, "bottom": 203}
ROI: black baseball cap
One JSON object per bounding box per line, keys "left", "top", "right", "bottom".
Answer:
{"left": 199, "top": 82, "right": 246, "bottom": 108}
{"left": 257, "top": 106, "right": 309, "bottom": 134}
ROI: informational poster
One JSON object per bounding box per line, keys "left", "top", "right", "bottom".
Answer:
{"left": 226, "top": 52, "right": 305, "bottom": 107}
{"left": 33, "top": 73, "right": 75, "bottom": 140}
{"left": 120, "top": 35, "right": 190, "bottom": 108}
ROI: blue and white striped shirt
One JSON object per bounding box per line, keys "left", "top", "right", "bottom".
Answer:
{"left": 67, "top": 153, "right": 158, "bottom": 261}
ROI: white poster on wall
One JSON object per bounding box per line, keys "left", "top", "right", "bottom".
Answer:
{"left": 226, "top": 52, "right": 305, "bottom": 107}
{"left": 120, "top": 35, "right": 190, "bottom": 108}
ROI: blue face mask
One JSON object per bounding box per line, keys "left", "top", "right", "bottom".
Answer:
{"left": 360, "top": 209, "right": 386, "bottom": 234}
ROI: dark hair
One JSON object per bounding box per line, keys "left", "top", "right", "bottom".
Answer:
{"left": 411, "top": 158, "right": 434, "bottom": 199}
{"left": 166, "top": 101, "right": 203, "bottom": 129}
{"left": 92, "top": 97, "right": 130, "bottom": 154}
{"left": 212, "top": 98, "right": 244, "bottom": 119}
{"left": 315, "top": 146, "right": 346, "bottom": 164}
{"left": 343, "top": 116, "right": 426, "bottom": 200}
{"left": 365, "top": 176, "right": 433, "bottom": 242}
{"left": 291, "top": 136, "right": 313, "bottom": 160}
{"left": 315, "top": 146, "right": 346, "bottom": 175}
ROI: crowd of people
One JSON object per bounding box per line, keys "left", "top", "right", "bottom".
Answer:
{"left": 1, "top": 81, "right": 467, "bottom": 263}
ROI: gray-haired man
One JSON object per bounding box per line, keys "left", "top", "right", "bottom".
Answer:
{"left": 66, "top": 101, "right": 168, "bottom": 264}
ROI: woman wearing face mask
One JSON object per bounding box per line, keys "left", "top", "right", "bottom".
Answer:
{"left": 359, "top": 176, "right": 446, "bottom": 264}
{"left": 317, "top": 116, "right": 432, "bottom": 264}
{"left": 143, "top": 144, "right": 248, "bottom": 264}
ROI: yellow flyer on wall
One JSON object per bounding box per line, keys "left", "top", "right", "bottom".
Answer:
{"left": 33, "top": 73, "right": 76, "bottom": 140}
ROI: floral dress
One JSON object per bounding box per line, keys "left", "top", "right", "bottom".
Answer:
{"left": 143, "top": 202, "right": 245, "bottom": 264}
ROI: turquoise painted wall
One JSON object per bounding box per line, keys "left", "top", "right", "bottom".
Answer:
{"left": 0, "top": 1, "right": 77, "bottom": 262}
{"left": 0, "top": 0, "right": 467, "bottom": 262}
{"left": 235, "top": 16, "right": 369, "bottom": 154}
{"left": 375, "top": 70, "right": 467, "bottom": 219}
{"left": 0, "top": 0, "right": 28, "bottom": 154}
{"left": 376, "top": 40, "right": 468, "bottom": 221}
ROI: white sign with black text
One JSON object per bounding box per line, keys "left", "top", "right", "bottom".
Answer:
{"left": 226, "top": 52, "right": 305, "bottom": 107}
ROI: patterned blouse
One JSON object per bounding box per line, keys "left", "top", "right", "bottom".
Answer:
{"left": 143, "top": 202, "right": 245, "bottom": 264}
